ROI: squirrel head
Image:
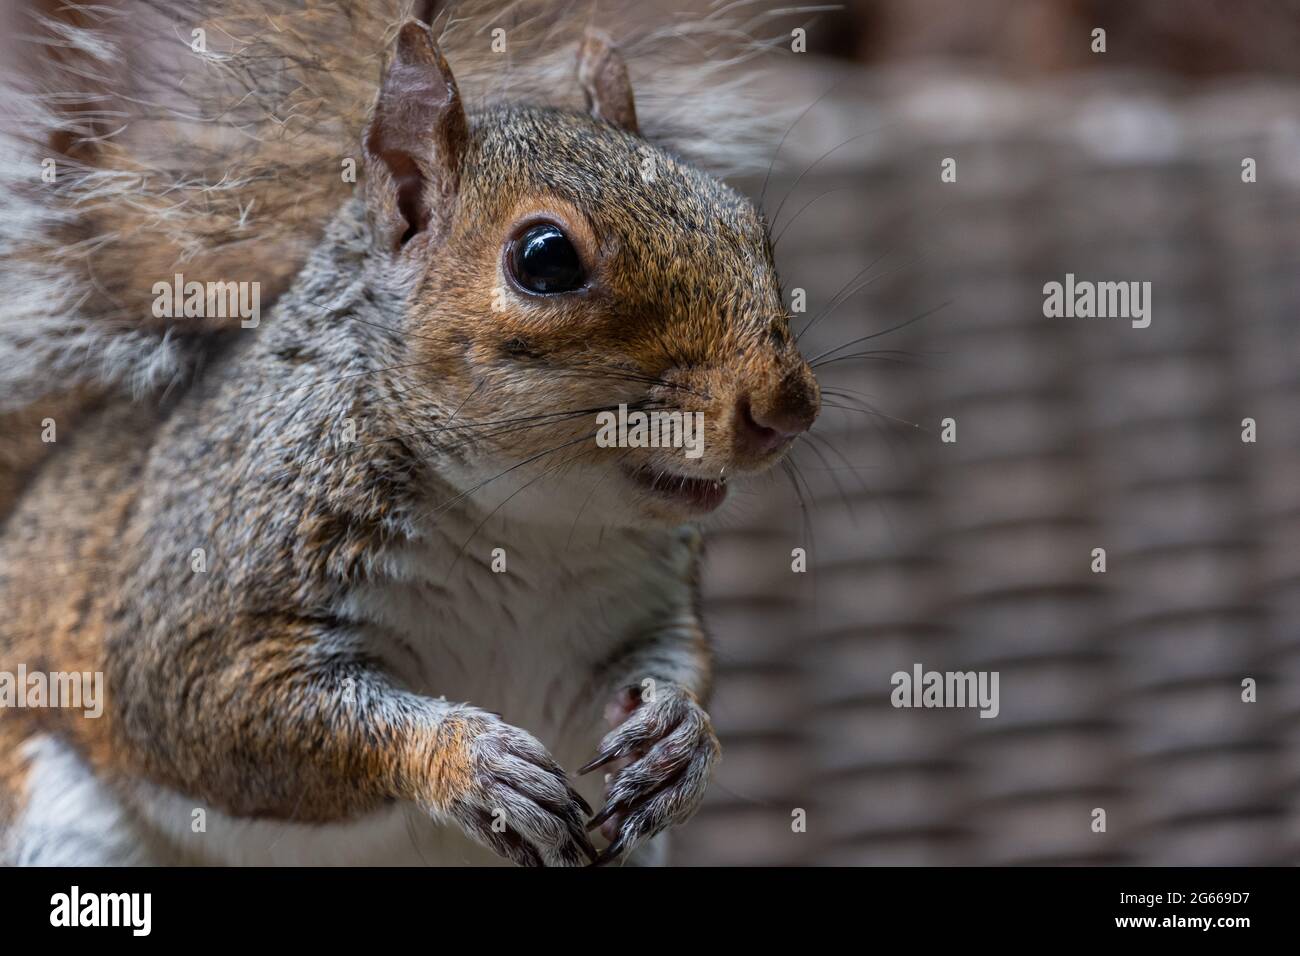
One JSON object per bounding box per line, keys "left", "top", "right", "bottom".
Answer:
{"left": 362, "top": 20, "right": 819, "bottom": 527}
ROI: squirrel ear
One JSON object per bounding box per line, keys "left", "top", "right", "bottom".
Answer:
{"left": 364, "top": 20, "right": 468, "bottom": 251}
{"left": 576, "top": 28, "right": 639, "bottom": 135}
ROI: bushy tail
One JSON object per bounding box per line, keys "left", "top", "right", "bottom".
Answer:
{"left": 0, "top": 0, "right": 802, "bottom": 510}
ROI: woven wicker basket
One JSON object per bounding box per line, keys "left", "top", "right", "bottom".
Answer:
{"left": 674, "top": 65, "right": 1300, "bottom": 865}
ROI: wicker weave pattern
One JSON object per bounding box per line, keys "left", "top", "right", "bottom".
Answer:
{"left": 673, "top": 69, "right": 1299, "bottom": 866}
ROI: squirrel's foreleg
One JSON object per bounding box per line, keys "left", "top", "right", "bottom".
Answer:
{"left": 579, "top": 611, "right": 720, "bottom": 864}
{"left": 119, "top": 623, "right": 596, "bottom": 866}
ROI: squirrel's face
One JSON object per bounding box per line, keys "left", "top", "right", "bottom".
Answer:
{"left": 363, "top": 22, "right": 818, "bottom": 527}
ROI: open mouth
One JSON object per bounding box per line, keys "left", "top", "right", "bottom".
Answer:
{"left": 624, "top": 465, "right": 728, "bottom": 513}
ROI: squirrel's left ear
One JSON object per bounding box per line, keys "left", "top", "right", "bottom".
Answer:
{"left": 577, "top": 28, "right": 639, "bottom": 135}
{"left": 364, "top": 20, "right": 468, "bottom": 251}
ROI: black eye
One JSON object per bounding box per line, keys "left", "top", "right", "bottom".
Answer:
{"left": 509, "top": 224, "right": 585, "bottom": 294}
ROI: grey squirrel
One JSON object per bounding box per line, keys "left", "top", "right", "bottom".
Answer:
{"left": 0, "top": 0, "right": 819, "bottom": 865}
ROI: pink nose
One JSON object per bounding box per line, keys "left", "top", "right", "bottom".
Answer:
{"left": 734, "top": 394, "right": 812, "bottom": 457}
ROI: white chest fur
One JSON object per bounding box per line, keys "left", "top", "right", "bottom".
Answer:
{"left": 342, "top": 514, "right": 694, "bottom": 772}
{"left": 13, "top": 515, "right": 696, "bottom": 866}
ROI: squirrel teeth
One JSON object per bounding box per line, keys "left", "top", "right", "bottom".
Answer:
{"left": 625, "top": 465, "right": 729, "bottom": 513}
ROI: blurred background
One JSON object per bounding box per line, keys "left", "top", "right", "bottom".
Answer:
{"left": 678, "top": 0, "right": 1300, "bottom": 865}
{"left": 4, "top": 0, "right": 1296, "bottom": 866}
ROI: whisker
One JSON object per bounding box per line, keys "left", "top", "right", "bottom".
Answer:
{"left": 793, "top": 432, "right": 855, "bottom": 522}
{"left": 441, "top": 437, "right": 599, "bottom": 580}
{"left": 768, "top": 121, "right": 894, "bottom": 235}
{"left": 416, "top": 399, "right": 659, "bottom": 522}
{"left": 806, "top": 300, "right": 951, "bottom": 365}
{"left": 780, "top": 455, "right": 814, "bottom": 552}
{"left": 795, "top": 205, "right": 952, "bottom": 343}
{"left": 551, "top": 363, "right": 707, "bottom": 398}
{"left": 757, "top": 75, "right": 845, "bottom": 216}
{"left": 565, "top": 447, "right": 636, "bottom": 550}
{"left": 255, "top": 402, "right": 641, "bottom": 485}
{"left": 800, "top": 429, "right": 873, "bottom": 495}
{"left": 819, "top": 391, "right": 926, "bottom": 432}
{"left": 771, "top": 184, "right": 854, "bottom": 249}
{"left": 813, "top": 351, "right": 931, "bottom": 370}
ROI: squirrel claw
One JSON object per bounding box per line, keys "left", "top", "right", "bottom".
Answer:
{"left": 445, "top": 710, "right": 598, "bottom": 866}
{"left": 577, "top": 748, "right": 620, "bottom": 776}
{"left": 585, "top": 801, "right": 618, "bottom": 832}
{"left": 568, "top": 786, "right": 595, "bottom": 818}
{"left": 590, "top": 836, "right": 629, "bottom": 867}
{"left": 584, "top": 685, "right": 719, "bottom": 864}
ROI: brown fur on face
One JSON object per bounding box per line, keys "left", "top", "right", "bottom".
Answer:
{"left": 387, "top": 104, "right": 819, "bottom": 525}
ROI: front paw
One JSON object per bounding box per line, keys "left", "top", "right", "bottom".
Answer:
{"left": 578, "top": 684, "right": 719, "bottom": 865}
{"left": 438, "top": 709, "right": 597, "bottom": 867}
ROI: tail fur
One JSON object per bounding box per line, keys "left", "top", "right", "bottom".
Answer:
{"left": 0, "top": 0, "right": 803, "bottom": 512}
